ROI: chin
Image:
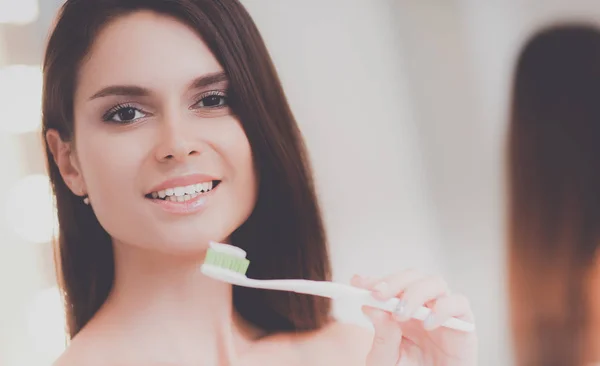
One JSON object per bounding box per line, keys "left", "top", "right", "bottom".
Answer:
{"left": 140, "top": 226, "right": 228, "bottom": 256}
{"left": 115, "top": 207, "right": 249, "bottom": 257}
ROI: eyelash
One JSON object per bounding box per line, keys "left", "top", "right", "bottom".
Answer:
{"left": 194, "top": 90, "right": 228, "bottom": 109}
{"left": 102, "top": 102, "right": 143, "bottom": 123}
{"left": 102, "top": 90, "right": 229, "bottom": 124}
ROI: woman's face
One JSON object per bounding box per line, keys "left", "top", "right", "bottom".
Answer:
{"left": 48, "top": 11, "right": 258, "bottom": 255}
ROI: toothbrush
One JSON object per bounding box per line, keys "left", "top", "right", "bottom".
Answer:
{"left": 200, "top": 242, "right": 475, "bottom": 333}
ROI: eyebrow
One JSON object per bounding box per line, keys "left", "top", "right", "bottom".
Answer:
{"left": 88, "top": 71, "right": 229, "bottom": 100}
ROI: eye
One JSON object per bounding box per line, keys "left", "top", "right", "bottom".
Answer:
{"left": 195, "top": 91, "right": 227, "bottom": 109}
{"left": 103, "top": 105, "right": 149, "bottom": 123}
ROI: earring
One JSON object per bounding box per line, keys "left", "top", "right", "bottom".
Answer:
{"left": 83, "top": 195, "right": 90, "bottom": 205}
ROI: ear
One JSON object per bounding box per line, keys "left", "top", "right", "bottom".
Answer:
{"left": 46, "top": 129, "right": 87, "bottom": 197}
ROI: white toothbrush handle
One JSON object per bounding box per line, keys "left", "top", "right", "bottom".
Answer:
{"left": 358, "top": 292, "right": 475, "bottom": 333}
{"left": 251, "top": 279, "right": 475, "bottom": 333}
{"left": 200, "top": 266, "right": 475, "bottom": 333}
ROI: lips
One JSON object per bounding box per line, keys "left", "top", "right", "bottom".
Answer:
{"left": 144, "top": 174, "right": 221, "bottom": 215}
{"left": 145, "top": 180, "right": 221, "bottom": 202}
{"left": 145, "top": 174, "right": 222, "bottom": 201}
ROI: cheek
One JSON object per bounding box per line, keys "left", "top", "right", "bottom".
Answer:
{"left": 217, "top": 122, "right": 258, "bottom": 214}
{"left": 234, "top": 133, "right": 257, "bottom": 194}
{"left": 75, "top": 130, "right": 145, "bottom": 225}
{"left": 78, "top": 135, "right": 138, "bottom": 190}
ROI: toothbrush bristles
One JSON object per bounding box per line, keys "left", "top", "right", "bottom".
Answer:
{"left": 204, "top": 248, "right": 250, "bottom": 275}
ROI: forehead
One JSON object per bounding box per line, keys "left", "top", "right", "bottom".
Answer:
{"left": 76, "top": 10, "right": 222, "bottom": 98}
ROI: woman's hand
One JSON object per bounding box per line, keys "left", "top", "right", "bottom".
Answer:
{"left": 351, "top": 270, "right": 478, "bottom": 365}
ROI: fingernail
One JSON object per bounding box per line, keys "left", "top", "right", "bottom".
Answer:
{"left": 372, "top": 282, "right": 388, "bottom": 298}
{"left": 394, "top": 299, "right": 407, "bottom": 318}
{"left": 424, "top": 313, "right": 436, "bottom": 330}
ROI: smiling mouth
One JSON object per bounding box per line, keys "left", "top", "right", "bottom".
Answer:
{"left": 145, "top": 180, "right": 221, "bottom": 202}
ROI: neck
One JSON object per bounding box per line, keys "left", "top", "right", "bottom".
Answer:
{"left": 92, "top": 240, "right": 264, "bottom": 365}
{"left": 586, "top": 258, "right": 600, "bottom": 364}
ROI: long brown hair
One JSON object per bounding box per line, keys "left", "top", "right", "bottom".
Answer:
{"left": 508, "top": 23, "right": 600, "bottom": 366}
{"left": 42, "top": 0, "right": 331, "bottom": 339}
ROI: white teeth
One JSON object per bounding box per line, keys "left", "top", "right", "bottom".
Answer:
{"left": 150, "top": 181, "right": 216, "bottom": 200}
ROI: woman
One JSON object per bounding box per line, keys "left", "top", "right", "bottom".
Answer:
{"left": 43, "top": 0, "right": 477, "bottom": 364}
{"left": 508, "top": 24, "right": 600, "bottom": 366}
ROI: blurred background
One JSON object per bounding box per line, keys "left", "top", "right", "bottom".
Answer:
{"left": 2, "top": 0, "right": 600, "bottom": 365}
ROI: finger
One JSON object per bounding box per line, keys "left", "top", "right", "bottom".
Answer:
{"left": 370, "top": 269, "right": 427, "bottom": 301}
{"left": 362, "top": 306, "right": 403, "bottom": 365}
{"left": 396, "top": 340, "right": 423, "bottom": 366}
{"left": 350, "top": 274, "right": 381, "bottom": 289}
{"left": 395, "top": 350, "right": 410, "bottom": 366}
{"left": 351, "top": 270, "right": 426, "bottom": 297}
{"left": 393, "top": 275, "right": 450, "bottom": 322}
{"left": 423, "top": 293, "right": 474, "bottom": 331}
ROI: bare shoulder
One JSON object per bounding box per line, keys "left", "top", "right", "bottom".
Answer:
{"left": 52, "top": 346, "right": 94, "bottom": 366}
{"left": 52, "top": 332, "right": 111, "bottom": 366}
{"left": 300, "top": 321, "right": 374, "bottom": 365}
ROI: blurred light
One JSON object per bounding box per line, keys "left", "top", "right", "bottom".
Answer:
{"left": 0, "top": 65, "right": 43, "bottom": 134}
{"left": 0, "top": 0, "right": 39, "bottom": 25}
{"left": 26, "top": 286, "right": 66, "bottom": 363}
{"left": 5, "top": 174, "right": 58, "bottom": 244}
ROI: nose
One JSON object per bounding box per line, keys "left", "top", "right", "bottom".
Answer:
{"left": 154, "top": 116, "right": 201, "bottom": 163}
